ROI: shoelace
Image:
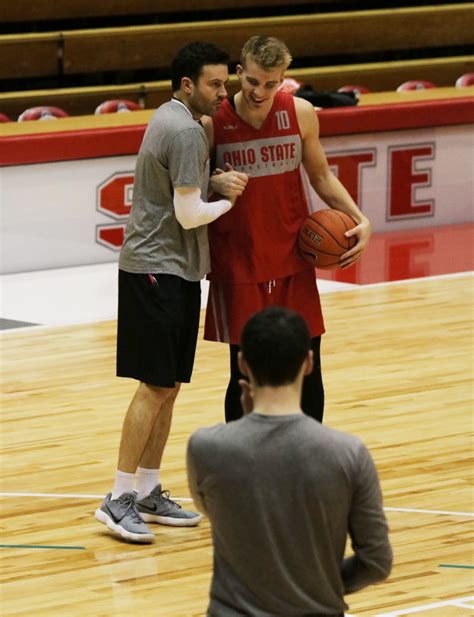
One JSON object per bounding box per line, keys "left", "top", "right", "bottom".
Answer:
{"left": 160, "top": 489, "right": 182, "bottom": 510}
{"left": 118, "top": 493, "right": 145, "bottom": 522}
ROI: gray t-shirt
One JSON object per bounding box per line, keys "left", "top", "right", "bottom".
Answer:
{"left": 119, "top": 100, "right": 211, "bottom": 281}
{"left": 187, "top": 413, "right": 392, "bottom": 616}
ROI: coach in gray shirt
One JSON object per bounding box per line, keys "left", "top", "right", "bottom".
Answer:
{"left": 95, "top": 42, "right": 248, "bottom": 544}
{"left": 187, "top": 307, "right": 392, "bottom": 616}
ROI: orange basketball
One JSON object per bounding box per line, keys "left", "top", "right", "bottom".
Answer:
{"left": 298, "top": 209, "right": 357, "bottom": 269}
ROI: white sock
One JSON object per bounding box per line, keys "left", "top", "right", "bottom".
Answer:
{"left": 111, "top": 470, "right": 135, "bottom": 500}
{"left": 135, "top": 467, "right": 160, "bottom": 500}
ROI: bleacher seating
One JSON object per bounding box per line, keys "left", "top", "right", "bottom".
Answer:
{"left": 1, "top": 56, "right": 472, "bottom": 120}
{"left": 0, "top": 0, "right": 319, "bottom": 23}
{"left": 1, "top": 5, "right": 472, "bottom": 81}
{"left": 0, "top": 2, "right": 473, "bottom": 120}
{"left": 0, "top": 32, "right": 60, "bottom": 80}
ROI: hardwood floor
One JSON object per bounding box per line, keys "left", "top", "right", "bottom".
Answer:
{"left": 1, "top": 274, "right": 472, "bottom": 616}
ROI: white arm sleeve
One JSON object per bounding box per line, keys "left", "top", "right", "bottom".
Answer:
{"left": 174, "top": 187, "right": 232, "bottom": 230}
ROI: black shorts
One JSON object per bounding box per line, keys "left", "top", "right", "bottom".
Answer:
{"left": 117, "top": 270, "right": 201, "bottom": 388}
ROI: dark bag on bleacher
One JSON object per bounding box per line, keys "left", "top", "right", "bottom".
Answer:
{"left": 295, "top": 85, "right": 358, "bottom": 108}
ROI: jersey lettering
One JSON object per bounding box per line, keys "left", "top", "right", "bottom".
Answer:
{"left": 275, "top": 110, "right": 290, "bottom": 130}
{"left": 216, "top": 136, "right": 301, "bottom": 176}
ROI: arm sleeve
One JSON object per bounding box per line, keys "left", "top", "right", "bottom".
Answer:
{"left": 341, "top": 444, "right": 393, "bottom": 593}
{"left": 186, "top": 431, "right": 210, "bottom": 516}
{"left": 174, "top": 187, "right": 232, "bottom": 230}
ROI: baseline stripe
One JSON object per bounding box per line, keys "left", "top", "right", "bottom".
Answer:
{"left": 0, "top": 492, "right": 193, "bottom": 502}
{"left": 375, "top": 595, "right": 474, "bottom": 616}
{"left": 438, "top": 564, "right": 474, "bottom": 569}
{"left": 1, "top": 544, "right": 86, "bottom": 550}
{"left": 384, "top": 506, "right": 474, "bottom": 517}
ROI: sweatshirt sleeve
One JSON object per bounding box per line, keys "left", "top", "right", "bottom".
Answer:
{"left": 341, "top": 443, "right": 393, "bottom": 593}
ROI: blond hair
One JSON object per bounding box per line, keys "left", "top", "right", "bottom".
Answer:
{"left": 240, "top": 36, "right": 292, "bottom": 71}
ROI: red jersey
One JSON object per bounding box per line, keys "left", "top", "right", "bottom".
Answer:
{"left": 208, "top": 92, "right": 312, "bottom": 283}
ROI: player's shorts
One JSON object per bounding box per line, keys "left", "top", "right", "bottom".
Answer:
{"left": 117, "top": 270, "right": 201, "bottom": 388}
{"left": 204, "top": 268, "right": 325, "bottom": 345}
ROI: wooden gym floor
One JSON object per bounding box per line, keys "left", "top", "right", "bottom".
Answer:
{"left": 1, "top": 227, "right": 473, "bottom": 616}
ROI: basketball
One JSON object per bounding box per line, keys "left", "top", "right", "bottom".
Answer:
{"left": 298, "top": 209, "right": 357, "bottom": 269}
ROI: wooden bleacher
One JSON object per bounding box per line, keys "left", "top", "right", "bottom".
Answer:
{"left": 61, "top": 6, "right": 474, "bottom": 74}
{"left": 1, "top": 5, "right": 473, "bottom": 80}
{"left": 0, "top": 0, "right": 319, "bottom": 23}
{"left": 0, "top": 32, "right": 60, "bottom": 80}
{"left": 1, "top": 56, "right": 472, "bottom": 119}
{"left": 0, "top": 2, "right": 473, "bottom": 121}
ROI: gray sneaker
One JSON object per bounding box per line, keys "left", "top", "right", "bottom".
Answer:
{"left": 95, "top": 492, "right": 155, "bottom": 543}
{"left": 137, "top": 484, "right": 202, "bottom": 527}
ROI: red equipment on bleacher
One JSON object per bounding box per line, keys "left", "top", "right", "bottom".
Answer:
{"left": 95, "top": 99, "right": 141, "bottom": 114}
{"left": 455, "top": 73, "right": 474, "bottom": 88}
{"left": 396, "top": 80, "right": 436, "bottom": 92}
{"left": 18, "top": 106, "right": 69, "bottom": 122}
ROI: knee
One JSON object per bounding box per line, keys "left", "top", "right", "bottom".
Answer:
{"left": 166, "top": 382, "right": 181, "bottom": 402}
{"left": 138, "top": 382, "right": 180, "bottom": 404}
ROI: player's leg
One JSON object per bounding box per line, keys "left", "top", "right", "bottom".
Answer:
{"left": 118, "top": 382, "right": 179, "bottom": 475}
{"left": 135, "top": 276, "right": 202, "bottom": 526}
{"left": 205, "top": 280, "right": 266, "bottom": 422}
{"left": 276, "top": 269, "right": 325, "bottom": 421}
{"left": 301, "top": 336, "right": 324, "bottom": 422}
{"left": 94, "top": 383, "right": 165, "bottom": 543}
{"left": 95, "top": 382, "right": 177, "bottom": 542}
{"left": 96, "top": 272, "right": 199, "bottom": 542}
{"left": 135, "top": 384, "right": 180, "bottom": 473}
{"left": 225, "top": 344, "right": 245, "bottom": 422}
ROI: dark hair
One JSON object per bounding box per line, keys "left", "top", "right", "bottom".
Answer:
{"left": 240, "top": 306, "right": 310, "bottom": 387}
{"left": 171, "top": 42, "right": 230, "bottom": 91}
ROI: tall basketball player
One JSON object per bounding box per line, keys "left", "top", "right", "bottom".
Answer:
{"left": 203, "top": 36, "right": 372, "bottom": 423}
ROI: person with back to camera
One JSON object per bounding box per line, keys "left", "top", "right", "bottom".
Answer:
{"left": 187, "top": 306, "right": 392, "bottom": 617}
{"left": 202, "top": 36, "right": 372, "bottom": 423}
{"left": 95, "top": 42, "right": 248, "bottom": 544}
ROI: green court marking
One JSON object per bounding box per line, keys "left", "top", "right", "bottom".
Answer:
{"left": 0, "top": 544, "right": 86, "bottom": 550}
{"left": 438, "top": 564, "right": 474, "bottom": 569}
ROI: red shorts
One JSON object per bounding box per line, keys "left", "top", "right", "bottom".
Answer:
{"left": 204, "top": 269, "right": 325, "bottom": 344}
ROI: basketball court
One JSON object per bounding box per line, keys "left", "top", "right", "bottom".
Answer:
{"left": 1, "top": 223, "right": 473, "bottom": 616}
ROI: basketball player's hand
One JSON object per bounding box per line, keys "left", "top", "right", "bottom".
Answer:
{"left": 209, "top": 165, "right": 249, "bottom": 201}
{"left": 340, "top": 216, "right": 372, "bottom": 269}
{"left": 238, "top": 379, "right": 254, "bottom": 415}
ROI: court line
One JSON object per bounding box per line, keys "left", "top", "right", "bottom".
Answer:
{"left": 1, "top": 493, "right": 472, "bottom": 515}
{"left": 0, "top": 544, "right": 86, "bottom": 550}
{"left": 384, "top": 506, "right": 474, "bottom": 517}
{"left": 438, "top": 564, "right": 474, "bottom": 569}
{"left": 1, "top": 271, "right": 471, "bottom": 334}
{"left": 0, "top": 491, "right": 193, "bottom": 502}
{"left": 375, "top": 595, "right": 474, "bottom": 616}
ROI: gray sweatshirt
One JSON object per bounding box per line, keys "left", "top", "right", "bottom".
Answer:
{"left": 187, "top": 412, "right": 392, "bottom": 616}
